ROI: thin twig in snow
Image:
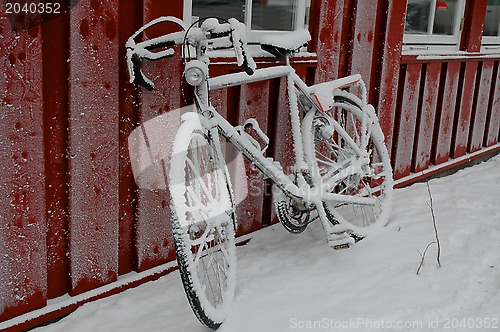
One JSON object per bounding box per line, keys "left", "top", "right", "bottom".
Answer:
{"left": 416, "top": 241, "right": 436, "bottom": 275}
{"left": 426, "top": 180, "right": 441, "bottom": 268}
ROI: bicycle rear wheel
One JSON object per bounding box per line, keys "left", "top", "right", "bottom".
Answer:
{"left": 302, "top": 91, "right": 393, "bottom": 236}
{"left": 169, "top": 117, "right": 236, "bottom": 329}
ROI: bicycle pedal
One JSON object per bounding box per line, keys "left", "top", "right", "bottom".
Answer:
{"left": 333, "top": 243, "right": 351, "bottom": 250}
{"left": 327, "top": 235, "right": 355, "bottom": 250}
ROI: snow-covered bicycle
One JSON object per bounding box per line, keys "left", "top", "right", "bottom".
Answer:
{"left": 126, "top": 16, "right": 393, "bottom": 329}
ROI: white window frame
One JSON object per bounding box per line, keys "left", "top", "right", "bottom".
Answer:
{"left": 183, "top": 0, "right": 309, "bottom": 44}
{"left": 403, "top": 0, "right": 466, "bottom": 52}
{"left": 483, "top": 36, "right": 500, "bottom": 45}
{"left": 482, "top": 35, "right": 500, "bottom": 53}
{"left": 481, "top": 1, "right": 500, "bottom": 51}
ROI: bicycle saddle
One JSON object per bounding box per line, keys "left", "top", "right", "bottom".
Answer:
{"left": 260, "top": 29, "right": 311, "bottom": 58}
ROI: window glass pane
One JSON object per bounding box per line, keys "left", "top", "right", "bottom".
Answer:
{"left": 192, "top": 0, "right": 245, "bottom": 23}
{"left": 433, "top": 0, "right": 459, "bottom": 35}
{"left": 484, "top": 0, "right": 500, "bottom": 36}
{"left": 405, "top": 0, "right": 432, "bottom": 34}
{"left": 251, "top": 0, "right": 296, "bottom": 31}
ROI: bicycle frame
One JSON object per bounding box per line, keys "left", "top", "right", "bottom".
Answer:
{"left": 126, "top": 18, "right": 393, "bottom": 329}
{"left": 191, "top": 61, "right": 375, "bottom": 207}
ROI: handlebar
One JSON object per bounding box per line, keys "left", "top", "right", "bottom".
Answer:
{"left": 197, "top": 18, "right": 255, "bottom": 75}
{"left": 126, "top": 16, "right": 256, "bottom": 91}
{"left": 126, "top": 17, "right": 185, "bottom": 91}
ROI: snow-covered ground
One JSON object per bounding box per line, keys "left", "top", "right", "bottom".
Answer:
{"left": 36, "top": 155, "right": 500, "bottom": 332}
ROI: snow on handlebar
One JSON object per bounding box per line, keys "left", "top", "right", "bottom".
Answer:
{"left": 126, "top": 16, "right": 256, "bottom": 90}
{"left": 126, "top": 16, "right": 186, "bottom": 90}
{"left": 227, "top": 18, "right": 256, "bottom": 75}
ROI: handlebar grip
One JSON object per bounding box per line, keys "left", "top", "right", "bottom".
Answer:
{"left": 228, "top": 18, "right": 256, "bottom": 76}
{"left": 126, "top": 16, "right": 186, "bottom": 91}
{"left": 131, "top": 53, "right": 154, "bottom": 91}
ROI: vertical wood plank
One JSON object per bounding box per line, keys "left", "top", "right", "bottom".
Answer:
{"left": 134, "top": 0, "right": 184, "bottom": 271}
{"left": 484, "top": 61, "right": 500, "bottom": 147}
{"left": 413, "top": 63, "right": 441, "bottom": 172}
{"left": 68, "top": 0, "right": 119, "bottom": 294}
{"left": 235, "top": 82, "right": 270, "bottom": 235}
{"left": 0, "top": 17, "right": 47, "bottom": 320}
{"left": 468, "top": 61, "right": 494, "bottom": 153}
{"left": 393, "top": 64, "right": 421, "bottom": 179}
{"left": 452, "top": 62, "right": 477, "bottom": 158}
{"left": 432, "top": 62, "right": 461, "bottom": 165}
{"left": 42, "top": 6, "right": 70, "bottom": 298}
{"left": 378, "top": 0, "right": 407, "bottom": 155}
{"left": 310, "top": 0, "right": 345, "bottom": 82}
{"left": 117, "top": 0, "right": 142, "bottom": 275}
{"left": 460, "top": 0, "right": 488, "bottom": 52}
{"left": 134, "top": 93, "right": 179, "bottom": 272}
{"left": 350, "top": 0, "right": 378, "bottom": 94}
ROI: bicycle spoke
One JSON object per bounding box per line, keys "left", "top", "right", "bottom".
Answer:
{"left": 186, "top": 159, "right": 216, "bottom": 205}
{"left": 170, "top": 127, "right": 236, "bottom": 328}
{"left": 200, "top": 252, "right": 219, "bottom": 305}
{"left": 305, "top": 93, "right": 393, "bottom": 234}
{"left": 193, "top": 230, "right": 210, "bottom": 266}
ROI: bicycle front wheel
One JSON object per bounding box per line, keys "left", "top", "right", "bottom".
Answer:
{"left": 169, "top": 116, "right": 236, "bottom": 329}
{"left": 302, "top": 92, "right": 393, "bottom": 236}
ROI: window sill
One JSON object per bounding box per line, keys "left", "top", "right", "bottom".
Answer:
{"left": 401, "top": 50, "right": 500, "bottom": 63}
{"left": 481, "top": 45, "right": 500, "bottom": 54}
{"left": 206, "top": 48, "right": 317, "bottom": 66}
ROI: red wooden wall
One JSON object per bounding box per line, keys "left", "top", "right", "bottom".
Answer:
{"left": 0, "top": 10, "right": 46, "bottom": 322}
{"left": 310, "top": 0, "right": 500, "bottom": 181}
{"left": 1, "top": 0, "right": 499, "bottom": 330}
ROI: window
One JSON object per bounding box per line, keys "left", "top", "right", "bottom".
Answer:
{"left": 482, "top": 0, "right": 500, "bottom": 48}
{"left": 403, "top": 0, "right": 466, "bottom": 51}
{"left": 183, "top": 0, "right": 310, "bottom": 43}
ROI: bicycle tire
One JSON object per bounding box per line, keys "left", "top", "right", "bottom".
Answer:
{"left": 169, "top": 116, "right": 236, "bottom": 329}
{"left": 302, "top": 91, "right": 393, "bottom": 237}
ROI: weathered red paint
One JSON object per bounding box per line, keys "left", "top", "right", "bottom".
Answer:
{"left": 41, "top": 6, "right": 70, "bottom": 298}
{"left": 134, "top": 58, "right": 182, "bottom": 271}
{"left": 307, "top": 0, "right": 321, "bottom": 53}
{"left": 337, "top": 1, "right": 355, "bottom": 79}
{"left": 310, "top": 0, "right": 345, "bottom": 82}
{"left": 484, "top": 62, "right": 500, "bottom": 147}
{"left": 432, "top": 62, "right": 461, "bottom": 165}
{"left": 452, "top": 62, "right": 478, "bottom": 158}
{"left": 2, "top": 0, "right": 500, "bottom": 329}
{"left": 468, "top": 61, "right": 494, "bottom": 153}
{"left": 2, "top": 265, "right": 178, "bottom": 332}
{"left": 117, "top": 0, "right": 142, "bottom": 275}
{"left": 412, "top": 63, "right": 441, "bottom": 172}
{"left": 378, "top": 0, "right": 408, "bottom": 153}
{"left": 395, "top": 145, "right": 500, "bottom": 189}
{"left": 0, "top": 15, "right": 47, "bottom": 321}
{"left": 393, "top": 64, "right": 421, "bottom": 179}
{"left": 460, "top": 0, "right": 488, "bottom": 52}
{"left": 68, "top": 0, "right": 120, "bottom": 295}
{"left": 350, "top": 0, "right": 378, "bottom": 97}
